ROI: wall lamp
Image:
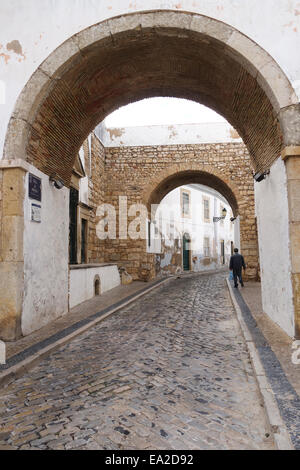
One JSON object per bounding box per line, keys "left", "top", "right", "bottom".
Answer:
{"left": 213, "top": 207, "right": 227, "bottom": 223}
{"left": 253, "top": 170, "right": 270, "bottom": 182}
{"left": 49, "top": 174, "right": 64, "bottom": 189}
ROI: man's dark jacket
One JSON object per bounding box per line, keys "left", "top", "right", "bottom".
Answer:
{"left": 229, "top": 253, "right": 246, "bottom": 274}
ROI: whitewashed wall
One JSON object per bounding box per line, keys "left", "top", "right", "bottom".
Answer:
{"left": 151, "top": 184, "right": 235, "bottom": 272}
{"left": 22, "top": 166, "right": 69, "bottom": 335}
{"left": 255, "top": 158, "right": 295, "bottom": 337}
{"left": 22, "top": 160, "right": 121, "bottom": 330}
{"left": 96, "top": 122, "right": 242, "bottom": 147}
{"left": 0, "top": 0, "right": 300, "bottom": 160}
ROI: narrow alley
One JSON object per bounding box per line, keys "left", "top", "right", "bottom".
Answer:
{"left": 0, "top": 274, "right": 274, "bottom": 450}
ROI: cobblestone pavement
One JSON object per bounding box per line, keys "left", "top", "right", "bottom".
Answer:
{"left": 0, "top": 273, "right": 274, "bottom": 450}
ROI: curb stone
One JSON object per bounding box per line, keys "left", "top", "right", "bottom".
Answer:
{"left": 226, "top": 278, "right": 294, "bottom": 450}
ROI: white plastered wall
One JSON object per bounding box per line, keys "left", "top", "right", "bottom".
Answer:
{"left": 69, "top": 265, "right": 120, "bottom": 309}
{"left": 255, "top": 157, "right": 295, "bottom": 337}
{"left": 22, "top": 166, "right": 69, "bottom": 336}
{"left": 97, "top": 122, "right": 243, "bottom": 147}
{"left": 151, "top": 184, "right": 235, "bottom": 272}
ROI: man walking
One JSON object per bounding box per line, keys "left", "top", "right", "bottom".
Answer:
{"left": 229, "top": 248, "right": 246, "bottom": 288}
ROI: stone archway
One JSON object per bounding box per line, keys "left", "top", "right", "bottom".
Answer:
{"left": 3, "top": 10, "right": 298, "bottom": 177}
{"left": 104, "top": 148, "right": 257, "bottom": 281}
{"left": 143, "top": 168, "right": 243, "bottom": 276}
{"left": 143, "top": 165, "right": 242, "bottom": 216}
{"left": 1, "top": 10, "right": 299, "bottom": 339}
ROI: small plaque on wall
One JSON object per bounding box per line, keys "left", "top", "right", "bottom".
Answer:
{"left": 29, "top": 173, "right": 42, "bottom": 202}
{"left": 31, "top": 203, "right": 41, "bottom": 223}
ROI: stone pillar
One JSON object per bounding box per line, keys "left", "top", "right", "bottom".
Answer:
{"left": 282, "top": 146, "right": 300, "bottom": 338}
{"left": 0, "top": 164, "right": 26, "bottom": 341}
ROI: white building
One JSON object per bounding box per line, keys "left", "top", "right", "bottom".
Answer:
{"left": 147, "top": 184, "right": 238, "bottom": 275}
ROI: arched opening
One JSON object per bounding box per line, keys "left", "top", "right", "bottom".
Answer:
{"left": 145, "top": 171, "right": 240, "bottom": 276}
{"left": 145, "top": 169, "right": 240, "bottom": 218}
{"left": 1, "top": 10, "right": 299, "bottom": 340}
{"left": 4, "top": 10, "right": 297, "bottom": 179}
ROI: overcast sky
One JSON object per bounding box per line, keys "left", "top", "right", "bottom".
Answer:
{"left": 105, "top": 97, "right": 227, "bottom": 127}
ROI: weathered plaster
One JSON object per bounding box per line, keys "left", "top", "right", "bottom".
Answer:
{"left": 22, "top": 166, "right": 69, "bottom": 336}
{"left": 97, "top": 122, "right": 243, "bottom": 147}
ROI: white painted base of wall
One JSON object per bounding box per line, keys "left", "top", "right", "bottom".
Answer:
{"left": 255, "top": 157, "right": 295, "bottom": 338}
{"left": 69, "top": 264, "right": 120, "bottom": 309}
{"left": 22, "top": 166, "right": 69, "bottom": 336}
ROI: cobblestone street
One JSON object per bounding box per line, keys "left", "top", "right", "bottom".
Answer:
{"left": 0, "top": 273, "right": 274, "bottom": 450}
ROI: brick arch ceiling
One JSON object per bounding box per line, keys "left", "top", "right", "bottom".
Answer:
{"left": 7, "top": 12, "right": 291, "bottom": 186}
{"left": 147, "top": 170, "right": 240, "bottom": 217}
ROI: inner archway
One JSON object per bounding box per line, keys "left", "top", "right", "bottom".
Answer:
{"left": 142, "top": 166, "right": 244, "bottom": 277}
{"left": 145, "top": 169, "right": 240, "bottom": 218}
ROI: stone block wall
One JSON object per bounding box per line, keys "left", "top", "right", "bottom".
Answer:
{"left": 94, "top": 141, "right": 258, "bottom": 281}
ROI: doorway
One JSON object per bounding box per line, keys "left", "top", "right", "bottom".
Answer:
{"left": 183, "top": 233, "right": 191, "bottom": 271}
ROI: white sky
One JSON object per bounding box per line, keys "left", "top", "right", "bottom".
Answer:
{"left": 105, "top": 97, "right": 227, "bottom": 127}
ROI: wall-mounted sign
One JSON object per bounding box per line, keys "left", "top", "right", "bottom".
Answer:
{"left": 29, "top": 173, "right": 42, "bottom": 202}
{"left": 31, "top": 203, "right": 41, "bottom": 223}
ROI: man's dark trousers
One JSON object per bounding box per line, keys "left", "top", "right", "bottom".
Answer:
{"left": 233, "top": 271, "right": 243, "bottom": 288}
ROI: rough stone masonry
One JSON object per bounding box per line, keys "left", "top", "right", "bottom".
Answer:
{"left": 86, "top": 135, "right": 258, "bottom": 281}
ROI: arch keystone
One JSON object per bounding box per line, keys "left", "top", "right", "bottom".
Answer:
{"left": 107, "top": 13, "right": 143, "bottom": 36}
{"left": 140, "top": 10, "right": 193, "bottom": 30}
